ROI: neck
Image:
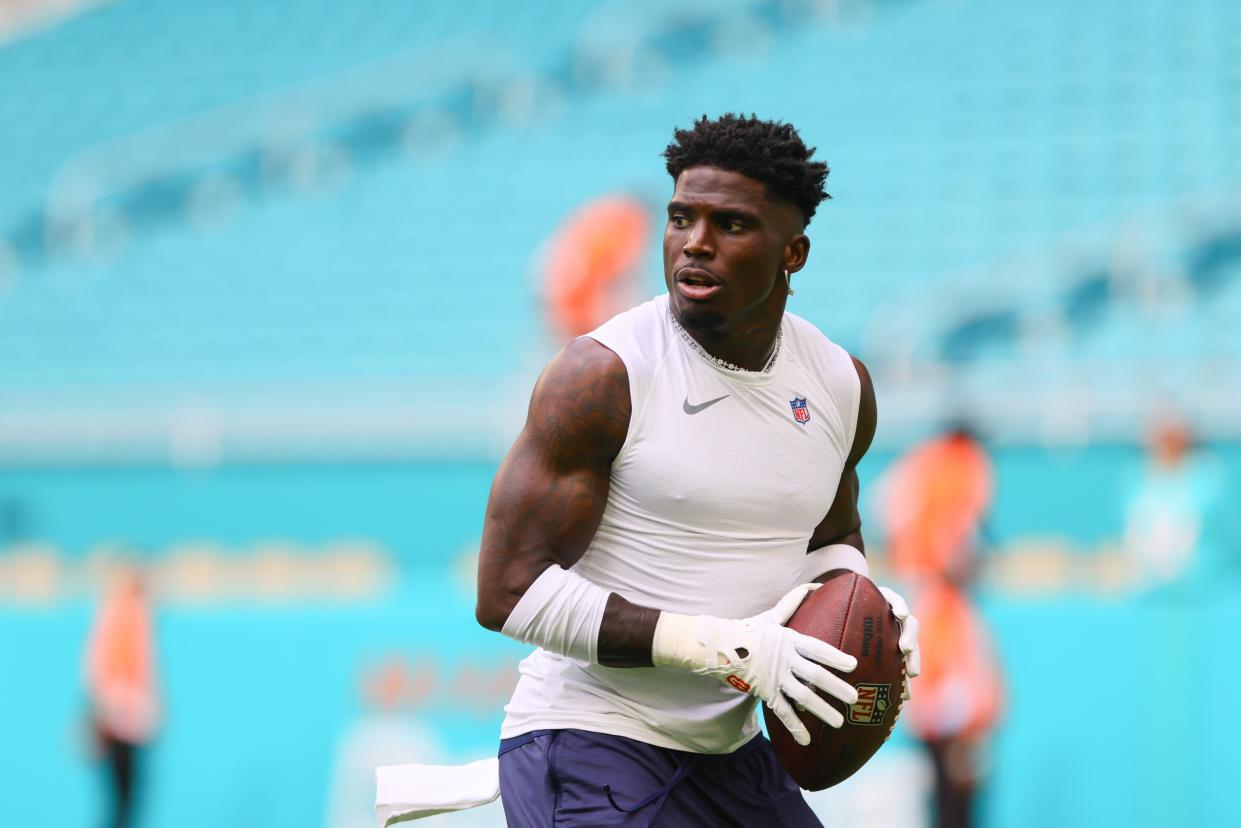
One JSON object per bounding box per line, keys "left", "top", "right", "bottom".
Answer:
{"left": 673, "top": 310, "right": 784, "bottom": 372}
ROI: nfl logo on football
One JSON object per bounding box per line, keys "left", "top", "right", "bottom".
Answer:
{"left": 789, "top": 397, "right": 811, "bottom": 425}
{"left": 847, "top": 683, "right": 891, "bottom": 726}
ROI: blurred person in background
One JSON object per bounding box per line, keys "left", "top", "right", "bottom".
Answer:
{"left": 540, "top": 194, "right": 650, "bottom": 341}
{"left": 877, "top": 426, "right": 1003, "bottom": 828}
{"left": 83, "top": 564, "right": 161, "bottom": 828}
{"left": 1122, "top": 416, "right": 1226, "bottom": 597}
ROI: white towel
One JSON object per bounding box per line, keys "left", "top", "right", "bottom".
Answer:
{"left": 374, "top": 758, "right": 501, "bottom": 827}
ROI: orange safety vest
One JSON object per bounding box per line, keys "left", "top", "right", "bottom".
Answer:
{"left": 542, "top": 196, "right": 648, "bottom": 339}
{"left": 885, "top": 435, "right": 993, "bottom": 580}
{"left": 85, "top": 579, "right": 160, "bottom": 744}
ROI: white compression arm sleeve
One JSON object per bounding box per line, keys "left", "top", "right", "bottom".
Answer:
{"left": 499, "top": 564, "right": 610, "bottom": 663}
{"left": 801, "top": 543, "right": 869, "bottom": 582}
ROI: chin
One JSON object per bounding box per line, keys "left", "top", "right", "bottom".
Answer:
{"left": 675, "top": 304, "right": 726, "bottom": 334}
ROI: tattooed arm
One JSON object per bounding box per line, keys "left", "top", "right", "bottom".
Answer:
{"left": 474, "top": 337, "right": 659, "bottom": 667}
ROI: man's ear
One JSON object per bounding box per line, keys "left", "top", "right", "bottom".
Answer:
{"left": 785, "top": 234, "right": 810, "bottom": 274}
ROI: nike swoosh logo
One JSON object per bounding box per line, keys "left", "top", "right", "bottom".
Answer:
{"left": 683, "top": 394, "right": 730, "bottom": 415}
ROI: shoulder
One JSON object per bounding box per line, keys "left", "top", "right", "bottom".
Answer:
{"left": 541, "top": 335, "right": 629, "bottom": 390}
{"left": 783, "top": 313, "right": 863, "bottom": 406}
{"left": 581, "top": 295, "right": 675, "bottom": 417}
{"left": 584, "top": 295, "right": 675, "bottom": 373}
{"left": 783, "top": 311, "right": 851, "bottom": 364}
{"left": 526, "top": 336, "right": 631, "bottom": 466}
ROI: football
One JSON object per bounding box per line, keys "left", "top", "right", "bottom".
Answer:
{"left": 763, "top": 571, "right": 906, "bottom": 790}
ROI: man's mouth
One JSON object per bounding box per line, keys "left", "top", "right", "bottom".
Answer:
{"left": 676, "top": 267, "right": 722, "bottom": 300}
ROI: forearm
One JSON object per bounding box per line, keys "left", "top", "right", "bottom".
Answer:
{"left": 495, "top": 563, "right": 664, "bottom": 668}
{"left": 598, "top": 593, "right": 660, "bottom": 667}
{"left": 492, "top": 542, "right": 866, "bottom": 669}
{"left": 497, "top": 546, "right": 868, "bottom": 668}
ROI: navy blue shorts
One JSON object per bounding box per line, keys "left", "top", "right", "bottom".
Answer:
{"left": 497, "top": 729, "right": 822, "bottom": 827}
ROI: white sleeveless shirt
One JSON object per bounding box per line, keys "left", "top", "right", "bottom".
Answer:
{"left": 500, "top": 294, "right": 862, "bottom": 754}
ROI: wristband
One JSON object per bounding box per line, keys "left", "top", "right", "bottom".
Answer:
{"left": 500, "top": 564, "right": 609, "bottom": 663}
{"left": 802, "top": 543, "right": 869, "bottom": 582}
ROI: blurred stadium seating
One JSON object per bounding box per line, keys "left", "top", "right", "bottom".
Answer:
{"left": 1, "top": 1, "right": 1239, "bottom": 827}
{"left": 1, "top": 0, "right": 1238, "bottom": 458}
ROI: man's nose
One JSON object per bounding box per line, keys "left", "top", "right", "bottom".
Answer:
{"left": 683, "top": 222, "right": 713, "bottom": 257}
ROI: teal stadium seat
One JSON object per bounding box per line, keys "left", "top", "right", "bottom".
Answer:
{"left": 0, "top": 0, "right": 1239, "bottom": 405}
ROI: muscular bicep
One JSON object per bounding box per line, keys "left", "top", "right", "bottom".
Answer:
{"left": 475, "top": 338, "right": 630, "bottom": 631}
{"left": 807, "top": 355, "right": 877, "bottom": 558}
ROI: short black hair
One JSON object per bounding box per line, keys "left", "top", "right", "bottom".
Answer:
{"left": 663, "top": 113, "right": 830, "bottom": 225}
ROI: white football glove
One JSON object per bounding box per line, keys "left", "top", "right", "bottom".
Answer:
{"left": 878, "top": 585, "right": 921, "bottom": 699}
{"left": 652, "top": 583, "right": 858, "bottom": 746}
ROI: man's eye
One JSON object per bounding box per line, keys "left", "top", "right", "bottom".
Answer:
{"left": 720, "top": 220, "right": 745, "bottom": 233}
{"left": 670, "top": 215, "right": 691, "bottom": 228}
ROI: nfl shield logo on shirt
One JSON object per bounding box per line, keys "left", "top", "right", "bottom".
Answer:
{"left": 789, "top": 397, "right": 811, "bottom": 425}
